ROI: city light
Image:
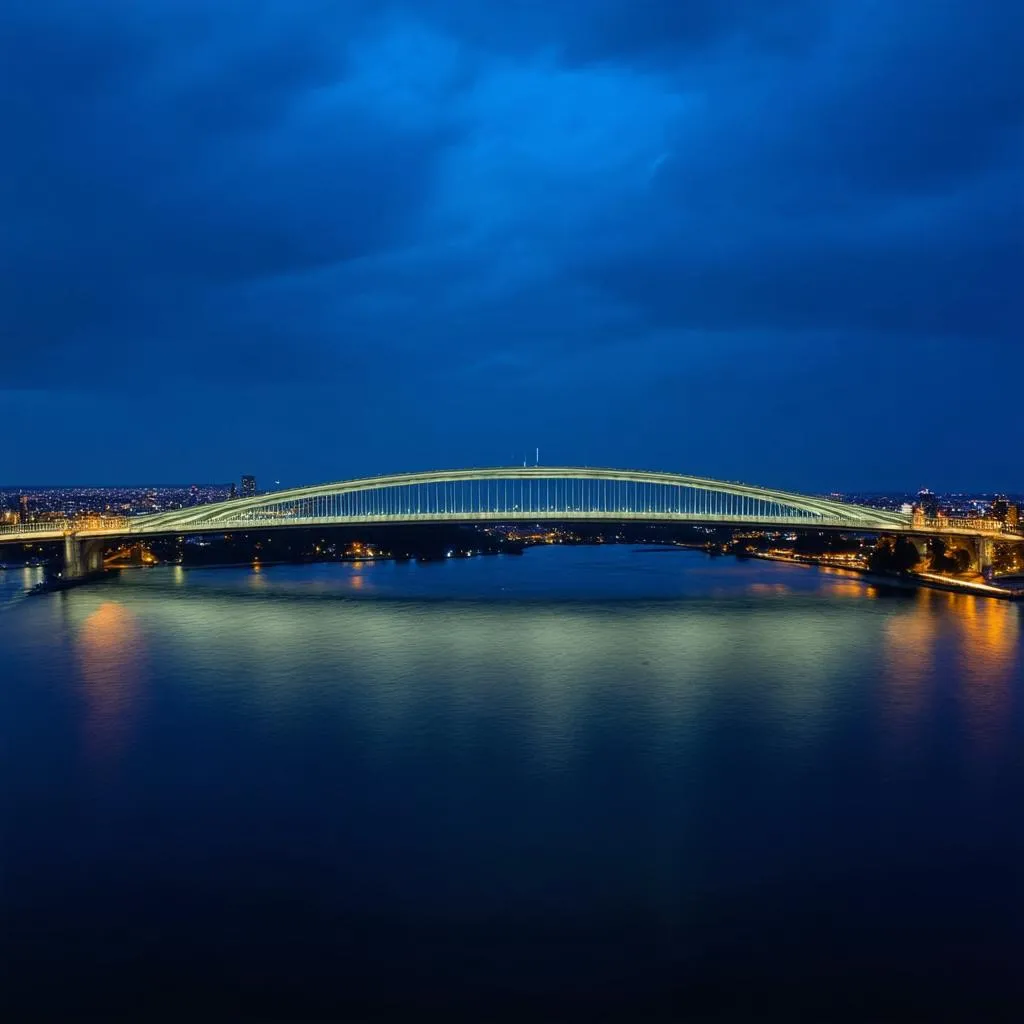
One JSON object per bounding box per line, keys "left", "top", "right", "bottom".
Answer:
{"left": 1, "top": 472, "right": 1021, "bottom": 600}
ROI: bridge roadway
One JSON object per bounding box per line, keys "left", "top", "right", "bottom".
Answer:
{"left": 1, "top": 467, "right": 1019, "bottom": 574}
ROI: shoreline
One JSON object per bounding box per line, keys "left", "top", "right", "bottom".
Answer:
{"left": 745, "top": 551, "right": 1023, "bottom": 601}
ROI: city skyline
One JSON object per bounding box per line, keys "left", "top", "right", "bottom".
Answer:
{"left": 5, "top": 467, "right": 1022, "bottom": 594}
{"left": 6, "top": 476, "right": 1022, "bottom": 537}
{"left": 3, "top": 1, "right": 1022, "bottom": 490}
{"left": 4, "top": 476, "right": 1023, "bottom": 506}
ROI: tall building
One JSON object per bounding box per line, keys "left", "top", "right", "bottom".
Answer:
{"left": 229, "top": 482, "right": 237, "bottom": 500}
{"left": 19, "top": 494, "right": 30, "bottom": 524}
{"left": 916, "top": 488, "right": 939, "bottom": 518}
{"left": 241, "top": 475, "right": 257, "bottom": 498}
{"left": 992, "top": 498, "right": 1020, "bottom": 530}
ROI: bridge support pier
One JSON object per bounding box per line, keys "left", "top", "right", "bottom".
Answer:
{"left": 62, "top": 535, "right": 106, "bottom": 579}
{"left": 908, "top": 536, "right": 930, "bottom": 562}
{"left": 974, "top": 537, "right": 995, "bottom": 576}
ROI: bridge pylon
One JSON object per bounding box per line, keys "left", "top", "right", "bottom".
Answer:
{"left": 974, "top": 536, "right": 995, "bottom": 575}
{"left": 907, "top": 536, "right": 930, "bottom": 562}
{"left": 62, "top": 534, "right": 105, "bottom": 579}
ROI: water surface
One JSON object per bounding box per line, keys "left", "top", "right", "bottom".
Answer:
{"left": 2, "top": 547, "right": 1022, "bottom": 1017}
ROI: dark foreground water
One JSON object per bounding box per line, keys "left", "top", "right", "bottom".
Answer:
{"left": 2, "top": 547, "right": 1022, "bottom": 1019}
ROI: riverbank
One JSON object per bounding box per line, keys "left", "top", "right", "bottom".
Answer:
{"left": 746, "top": 551, "right": 1023, "bottom": 601}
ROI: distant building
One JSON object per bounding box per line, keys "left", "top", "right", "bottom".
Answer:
{"left": 241, "top": 475, "right": 257, "bottom": 498}
{"left": 916, "top": 488, "right": 939, "bottom": 518}
{"left": 229, "top": 482, "right": 237, "bottom": 500}
{"left": 19, "top": 494, "right": 30, "bottom": 524}
{"left": 992, "top": 498, "right": 1020, "bottom": 530}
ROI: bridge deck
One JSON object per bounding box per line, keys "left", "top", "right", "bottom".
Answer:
{"left": 1, "top": 511, "right": 1020, "bottom": 545}
{"left": 2, "top": 467, "right": 1019, "bottom": 545}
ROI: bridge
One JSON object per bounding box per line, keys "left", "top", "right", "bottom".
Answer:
{"left": 2, "top": 466, "right": 1020, "bottom": 578}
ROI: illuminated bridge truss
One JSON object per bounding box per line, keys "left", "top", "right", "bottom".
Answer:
{"left": 118, "top": 467, "right": 913, "bottom": 537}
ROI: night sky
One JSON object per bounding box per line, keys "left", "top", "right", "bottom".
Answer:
{"left": 2, "top": 1, "right": 1021, "bottom": 491}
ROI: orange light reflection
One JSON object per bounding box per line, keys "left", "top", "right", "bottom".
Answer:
{"left": 884, "top": 589, "right": 1020, "bottom": 753}
{"left": 76, "top": 601, "right": 146, "bottom": 761}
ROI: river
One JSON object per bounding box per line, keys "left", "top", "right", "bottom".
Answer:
{"left": 1, "top": 546, "right": 1022, "bottom": 1017}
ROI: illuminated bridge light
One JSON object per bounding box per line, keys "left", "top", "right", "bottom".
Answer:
{"left": 2, "top": 467, "right": 1020, "bottom": 547}
{"left": 111, "top": 467, "right": 917, "bottom": 536}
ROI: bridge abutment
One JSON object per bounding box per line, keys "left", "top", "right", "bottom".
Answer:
{"left": 62, "top": 535, "right": 106, "bottom": 579}
{"left": 909, "top": 534, "right": 995, "bottom": 575}
{"left": 974, "top": 537, "right": 995, "bottom": 575}
{"left": 908, "top": 536, "right": 930, "bottom": 561}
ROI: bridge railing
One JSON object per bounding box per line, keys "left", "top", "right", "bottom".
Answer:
{"left": 73, "top": 517, "right": 133, "bottom": 534}
{"left": 0, "top": 520, "right": 71, "bottom": 536}
{"left": 917, "top": 517, "right": 1022, "bottom": 537}
{"left": 126, "top": 510, "right": 904, "bottom": 533}
{"left": 0, "top": 517, "right": 133, "bottom": 538}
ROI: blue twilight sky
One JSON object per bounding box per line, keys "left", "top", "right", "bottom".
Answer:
{"left": 1, "top": 0, "right": 1021, "bottom": 491}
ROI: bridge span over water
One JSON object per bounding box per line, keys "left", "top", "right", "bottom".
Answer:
{"left": 1, "top": 466, "right": 1019, "bottom": 577}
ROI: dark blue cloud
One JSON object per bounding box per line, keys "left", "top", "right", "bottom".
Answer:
{"left": 1, "top": 0, "right": 1021, "bottom": 489}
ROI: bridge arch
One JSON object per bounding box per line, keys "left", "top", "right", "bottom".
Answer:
{"left": 126, "top": 467, "right": 913, "bottom": 535}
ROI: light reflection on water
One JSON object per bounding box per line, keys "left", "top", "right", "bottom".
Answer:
{"left": 950, "top": 593, "right": 1018, "bottom": 755}
{"left": 22, "top": 548, "right": 1017, "bottom": 773}
{"left": 0, "top": 564, "right": 44, "bottom": 610}
{"left": 5, "top": 548, "right": 1022, "bottom": 770}
{"left": 1, "top": 546, "right": 1022, "bottom": 1015}
{"left": 76, "top": 601, "right": 145, "bottom": 762}
{"left": 882, "top": 588, "right": 1020, "bottom": 752}
{"left": 884, "top": 593, "right": 938, "bottom": 733}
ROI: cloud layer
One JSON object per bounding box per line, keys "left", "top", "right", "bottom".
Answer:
{"left": 2, "top": 1, "right": 1021, "bottom": 488}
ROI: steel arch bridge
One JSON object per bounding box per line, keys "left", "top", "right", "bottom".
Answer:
{"left": 100, "top": 466, "right": 915, "bottom": 537}
{"left": 8, "top": 467, "right": 1023, "bottom": 582}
